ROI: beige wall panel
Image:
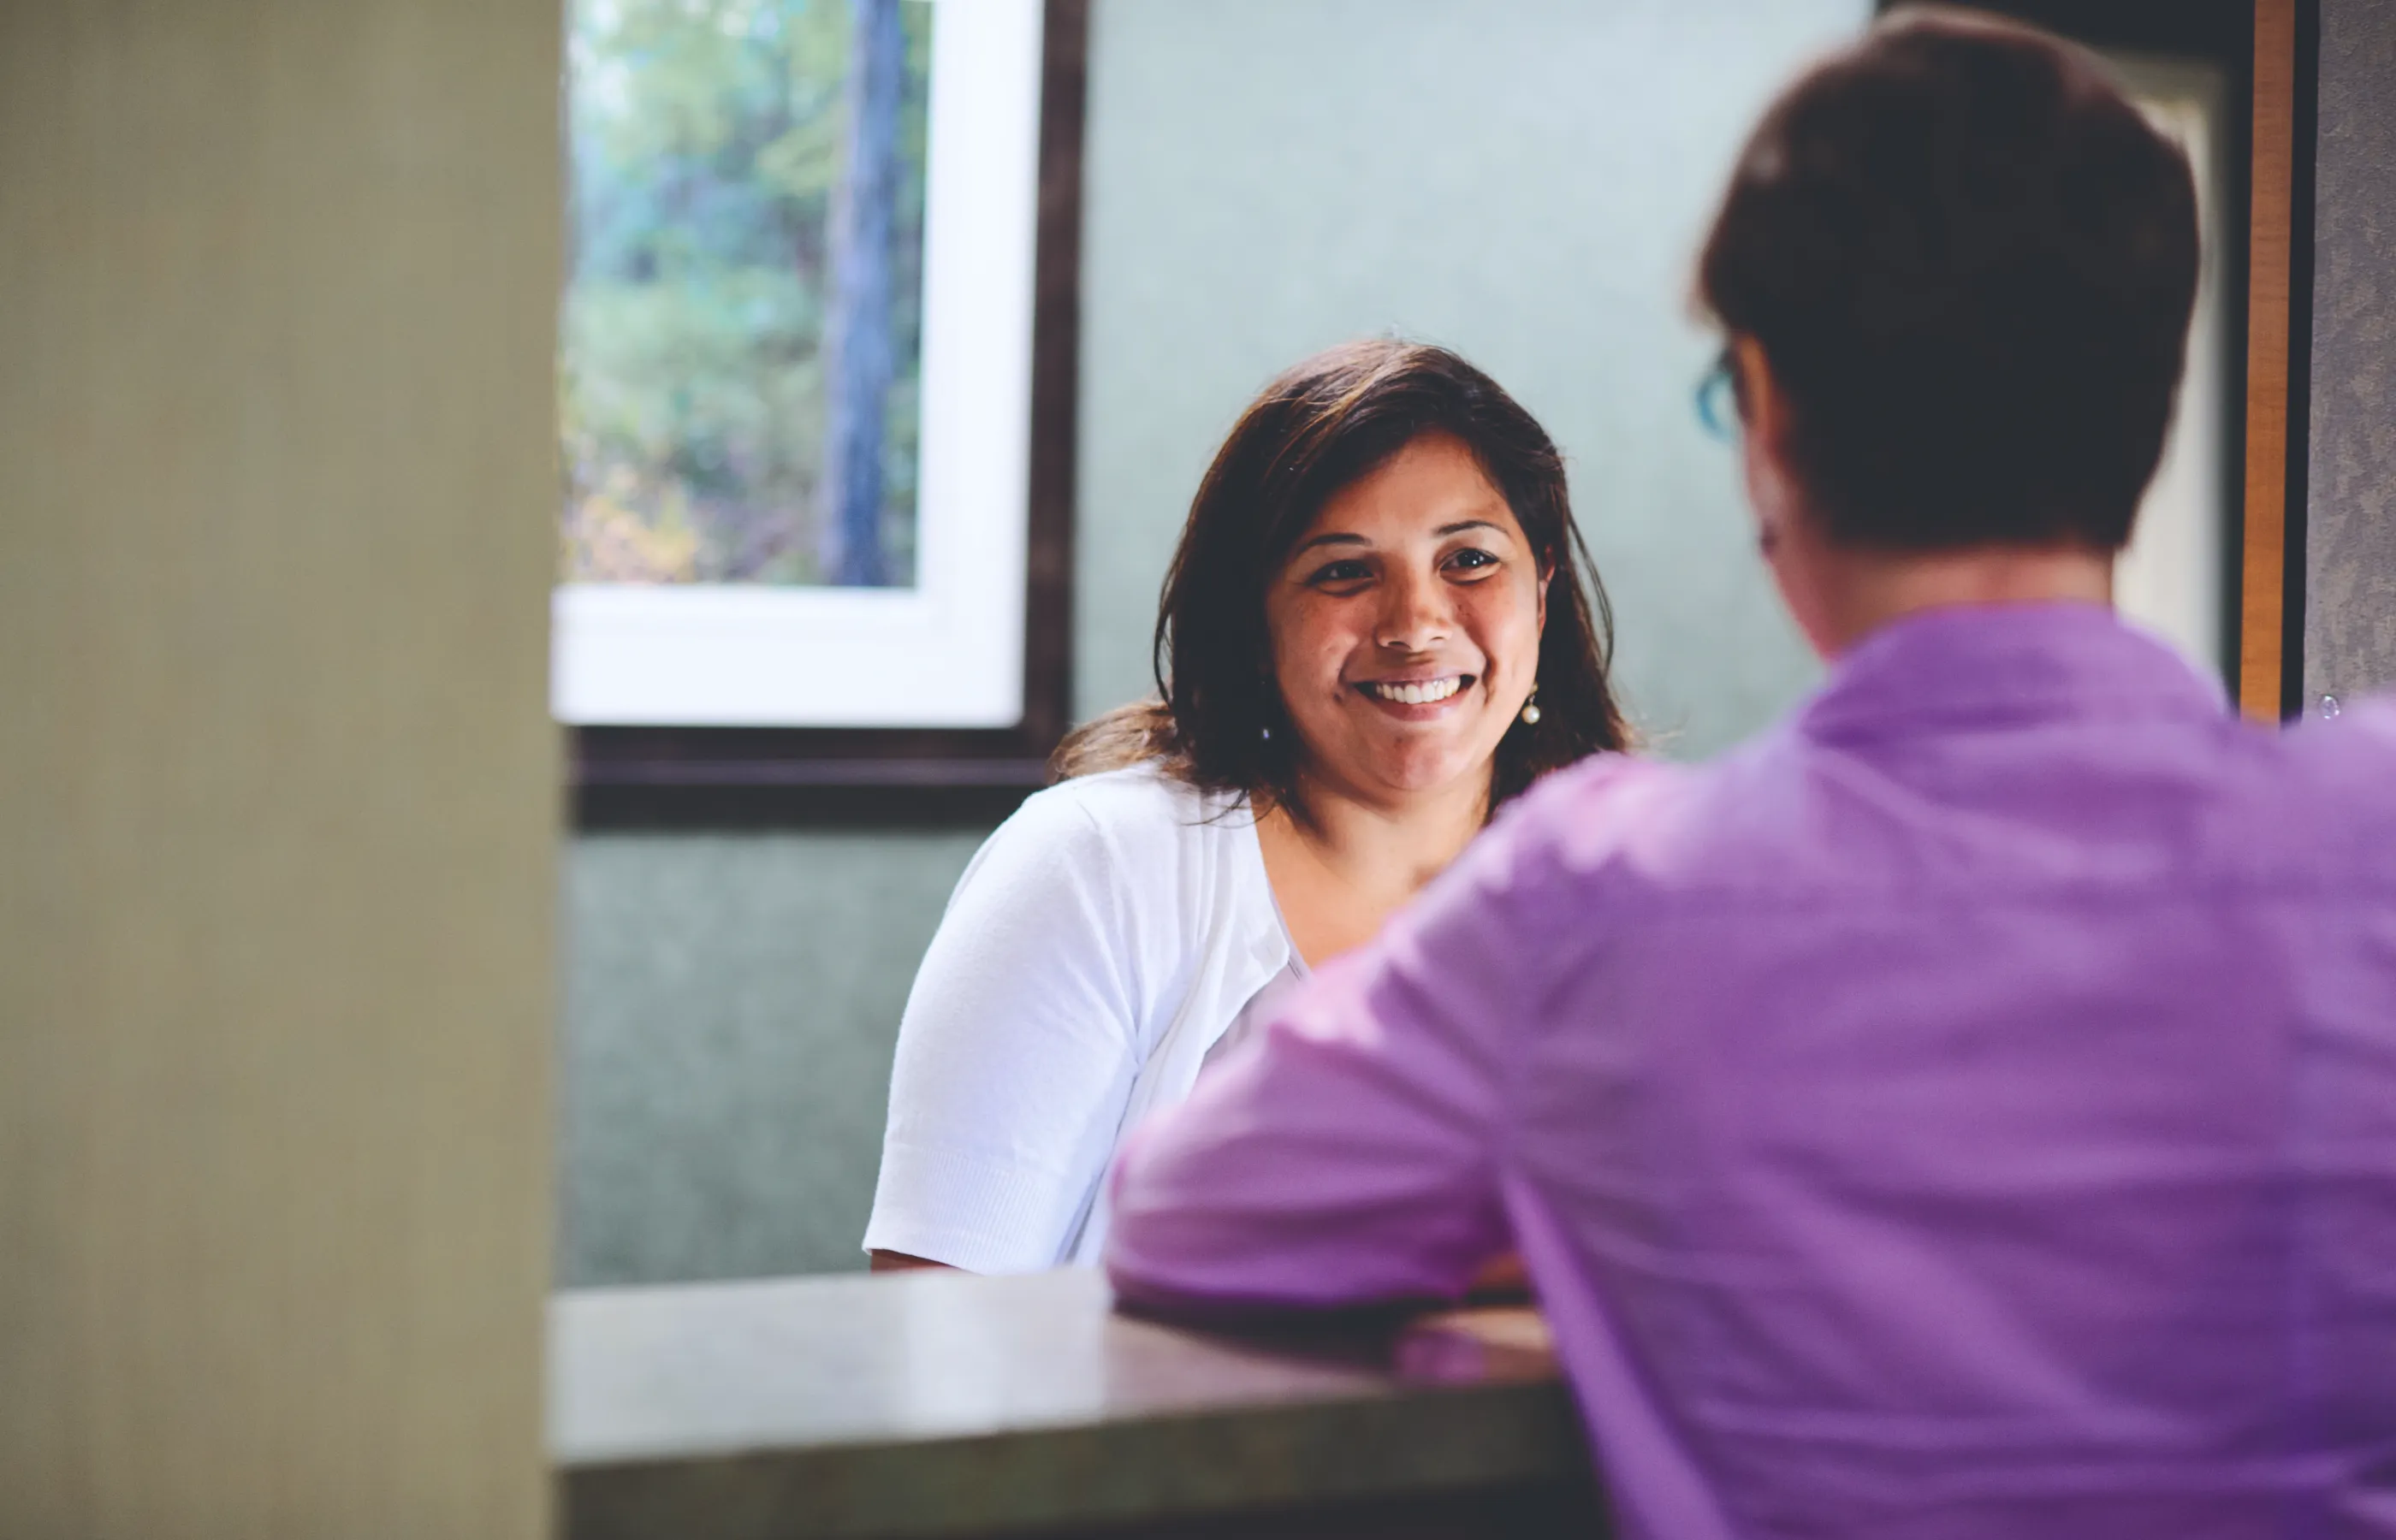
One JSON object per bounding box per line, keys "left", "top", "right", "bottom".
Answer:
{"left": 0, "top": 3, "right": 560, "bottom": 1536}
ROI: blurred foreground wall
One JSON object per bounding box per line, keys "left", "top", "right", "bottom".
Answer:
{"left": 0, "top": 3, "right": 560, "bottom": 1534}
{"left": 2306, "top": 0, "right": 2396, "bottom": 701}
{"left": 561, "top": 0, "right": 1864, "bottom": 1287}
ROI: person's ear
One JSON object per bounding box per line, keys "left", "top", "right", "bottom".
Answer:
{"left": 1732, "top": 335, "right": 1798, "bottom": 559}
{"left": 1534, "top": 554, "right": 1553, "bottom": 633}
{"left": 1732, "top": 335, "right": 1782, "bottom": 446}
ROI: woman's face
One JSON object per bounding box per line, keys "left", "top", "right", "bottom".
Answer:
{"left": 1265, "top": 431, "right": 1549, "bottom": 808}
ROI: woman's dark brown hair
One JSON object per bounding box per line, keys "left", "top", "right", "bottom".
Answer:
{"left": 1053, "top": 339, "right": 1630, "bottom": 814}
{"left": 1697, "top": 8, "right": 2199, "bottom": 552}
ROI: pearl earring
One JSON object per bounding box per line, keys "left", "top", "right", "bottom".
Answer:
{"left": 1520, "top": 687, "right": 1542, "bottom": 726}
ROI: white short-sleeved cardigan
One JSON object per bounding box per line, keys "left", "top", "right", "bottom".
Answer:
{"left": 862, "top": 764, "right": 1293, "bottom": 1271}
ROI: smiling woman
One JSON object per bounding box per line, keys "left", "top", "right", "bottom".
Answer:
{"left": 1255, "top": 432, "right": 1559, "bottom": 961}
{"left": 863, "top": 341, "right": 1632, "bottom": 1272}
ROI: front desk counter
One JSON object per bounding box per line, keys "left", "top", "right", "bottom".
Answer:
{"left": 554, "top": 1265, "right": 1607, "bottom": 1540}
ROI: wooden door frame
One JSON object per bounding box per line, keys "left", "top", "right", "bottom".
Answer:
{"left": 2239, "top": 0, "right": 2320, "bottom": 721}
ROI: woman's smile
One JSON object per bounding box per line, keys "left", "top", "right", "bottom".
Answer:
{"left": 1353, "top": 672, "right": 1476, "bottom": 715}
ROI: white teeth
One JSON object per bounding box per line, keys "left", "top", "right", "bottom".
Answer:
{"left": 1367, "top": 677, "right": 1462, "bottom": 705}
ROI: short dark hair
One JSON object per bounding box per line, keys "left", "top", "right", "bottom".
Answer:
{"left": 1053, "top": 339, "right": 1631, "bottom": 813}
{"left": 1697, "top": 8, "right": 2200, "bottom": 551}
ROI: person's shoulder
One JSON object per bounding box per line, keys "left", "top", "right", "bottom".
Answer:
{"left": 954, "top": 763, "right": 1260, "bottom": 986}
{"left": 979, "top": 763, "right": 1240, "bottom": 884}
{"left": 1515, "top": 749, "right": 1687, "bottom": 811}
{"left": 2265, "top": 692, "right": 2396, "bottom": 791}
{"left": 1012, "top": 762, "right": 1232, "bottom": 841}
{"left": 2275, "top": 694, "right": 2396, "bottom": 858}
{"left": 1474, "top": 739, "right": 1816, "bottom": 921}
{"left": 1492, "top": 749, "right": 1706, "bottom": 871}
{"left": 1401, "top": 752, "right": 1705, "bottom": 962}
{"left": 2314, "top": 693, "right": 2396, "bottom": 752}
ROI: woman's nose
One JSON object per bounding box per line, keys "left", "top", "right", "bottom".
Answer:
{"left": 1375, "top": 568, "right": 1453, "bottom": 652}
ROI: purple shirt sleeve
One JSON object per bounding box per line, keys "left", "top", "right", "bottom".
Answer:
{"left": 1104, "top": 806, "right": 1551, "bottom": 1311}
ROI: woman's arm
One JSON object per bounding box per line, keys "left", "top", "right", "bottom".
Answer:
{"left": 868, "top": 1249, "right": 954, "bottom": 1273}
{"left": 863, "top": 788, "right": 1149, "bottom": 1273}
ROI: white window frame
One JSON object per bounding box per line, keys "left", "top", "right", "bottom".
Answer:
{"left": 552, "top": 0, "right": 1046, "bottom": 729}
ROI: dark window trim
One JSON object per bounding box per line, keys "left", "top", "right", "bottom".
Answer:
{"left": 2279, "top": 0, "right": 2319, "bottom": 719}
{"left": 574, "top": 0, "right": 1091, "bottom": 830}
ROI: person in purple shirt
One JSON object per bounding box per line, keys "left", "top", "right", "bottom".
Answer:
{"left": 1105, "top": 11, "right": 2396, "bottom": 1538}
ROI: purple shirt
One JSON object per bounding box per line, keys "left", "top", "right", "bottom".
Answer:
{"left": 1106, "top": 604, "right": 2396, "bottom": 1539}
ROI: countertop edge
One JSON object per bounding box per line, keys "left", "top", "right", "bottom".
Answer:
{"left": 562, "top": 1377, "right": 1591, "bottom": 1540}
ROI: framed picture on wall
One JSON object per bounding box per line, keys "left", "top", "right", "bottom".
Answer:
{"left": 556, "top": 0, "right": 1087, "bottom": 824}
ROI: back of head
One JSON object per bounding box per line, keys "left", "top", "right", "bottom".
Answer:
{"left": 1699, "top": 7, "right": 2201, "bottom": 552}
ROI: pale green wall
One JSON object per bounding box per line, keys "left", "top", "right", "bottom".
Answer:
{"left": 561, "top": 0, "right": 1865, "bottom": 1286}
{"left": 561, "top": 831, "right": 985, "bottom": 1284}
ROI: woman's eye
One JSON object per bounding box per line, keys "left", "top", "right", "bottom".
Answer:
{"left": 1305, "top": 560, "right": 1372, "bottom": 586}
{"left": 1445, "top": 548, "right": 1499, "bottom": 573}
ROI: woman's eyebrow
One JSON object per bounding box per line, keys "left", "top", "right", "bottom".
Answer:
{"left": 1294, "top": 518, "right": 1508, "bottom": 556}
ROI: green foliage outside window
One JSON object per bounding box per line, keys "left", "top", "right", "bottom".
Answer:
{"left": 561, "top": 0, "right": 931, "bottom": 586}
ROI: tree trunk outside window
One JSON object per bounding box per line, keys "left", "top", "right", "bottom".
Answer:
{"left": 818, "top": 0, "right": 904, "bottom": 586}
